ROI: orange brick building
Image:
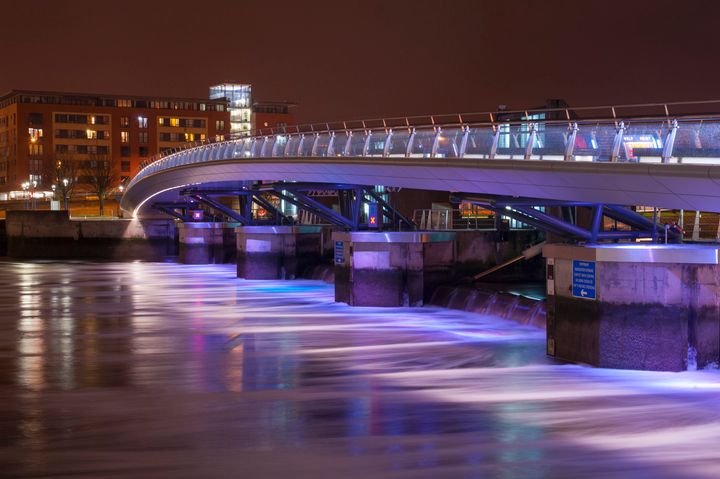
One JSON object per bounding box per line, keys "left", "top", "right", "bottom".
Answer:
{"left": 0, "top": 90, "right": 230, "bottom": 200}
{"left": 252, "top": 101, "right": 296, "bottom": 134}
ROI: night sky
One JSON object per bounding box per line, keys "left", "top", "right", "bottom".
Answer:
{"left": 4, "top": 0, "right": 720, "bottom": 123}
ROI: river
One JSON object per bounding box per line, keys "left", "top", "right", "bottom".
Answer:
{"left": 0, "top": 261, "right": 718, "bottom": 478}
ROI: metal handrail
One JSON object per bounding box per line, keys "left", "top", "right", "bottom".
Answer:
{"left": 136, "top": 99, "right": 720, "bottom": 170}
{"left": 127, "top": 99, "right": 720, "bottom": 191}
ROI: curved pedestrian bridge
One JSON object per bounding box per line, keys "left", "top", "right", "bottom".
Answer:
{"left": 121, "top": 102, "right": 720, "bottom": 217}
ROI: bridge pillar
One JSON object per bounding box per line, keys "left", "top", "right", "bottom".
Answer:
{"left": 235, "top": 226, "right": 323, "bottom": 279}
{"left": 333, "top": 231, "right": 456, "bottom": 307}
{"left": 544, "top": 243, "right": 720, "bottom": 371}
{"left": 178, "top": 222, "right": 240, "bottom": 264}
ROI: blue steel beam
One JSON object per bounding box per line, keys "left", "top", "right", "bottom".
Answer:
{"left": 189, "top": 194, "right": 250, "bottom": 224}
{"left": 271, "top": 190, "right": 355, "bottom": 228}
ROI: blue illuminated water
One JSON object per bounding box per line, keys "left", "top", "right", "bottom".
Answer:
{"left": 0, "top": 261, "right": 719, "bottom": 478}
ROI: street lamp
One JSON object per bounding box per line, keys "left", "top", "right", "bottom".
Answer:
{"left": 31, "top": 180, "right": 37, "bottom": 210}
{"left": 62, "top": 178, "right": 69, "bottom": 210}
{"left": 21, "top": 182, "right": 29, "bottom": 209}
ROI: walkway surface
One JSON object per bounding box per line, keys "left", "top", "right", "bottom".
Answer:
{"left": 1, "top": 262, "right": 719, "bottom": 478}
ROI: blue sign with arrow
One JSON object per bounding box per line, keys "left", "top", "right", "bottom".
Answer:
{"left": 572, "top": 260, "right": 596, "bottom": 300}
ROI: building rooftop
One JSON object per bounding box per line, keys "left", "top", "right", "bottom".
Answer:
{"left": 0, "top": 89, "right": 228, "bottom": 109}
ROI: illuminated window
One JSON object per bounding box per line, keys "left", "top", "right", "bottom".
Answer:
{"left": 216, "top": 134, "right": 225, "bottom": 141}
{"left": 117, "top": 99, "right": 132, "bottom": 108}
{"left": 184, "top": 132, "right": 194, "bottom": 142}
{"left": 121, "top": 131, "right": 129, "bottom": 143}
{"left": 120, "top": 116, "right": 129, "bottom": 127}
{"left": 158, "top": 117, "right": 165, "bottom": 126}
{"left": 200, "top": 133, "right": 206, "bottom": 141}
{"left": 169, "top": 118, "right": 180, "bottom": 127}
{"left": 216, "top": 120, "right": 225, "bottom": 131}
{"left": 86, "top": 129, "right": 97, "bottom": 139}
{"left": 137, "top": 116, "right": 148, "bottom": 128}
{"left": 28, "top": 143, "right": 43, "bottom": 155}
{"left": 199, "top": 103, "right": 206, "bottom": 111}
{"left": 89, "top": 115, "right": 96, "bottom": 125}
{"left": 28, "top": 128, "right": 43, "bottom": 141}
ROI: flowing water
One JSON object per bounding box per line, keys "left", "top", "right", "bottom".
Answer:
{"left": 0, "top": 261, "right": 719, "bottom": 478}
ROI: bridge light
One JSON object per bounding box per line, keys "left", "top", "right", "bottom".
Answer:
{"left": 368, "top": 203, "right": 379, "bottom": 229}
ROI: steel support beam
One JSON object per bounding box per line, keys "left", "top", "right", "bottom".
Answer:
{"left": 189, "top": 194, "right": 249, "bottom": 223}
{"left": 152, "top": 203, "right": 192, "bottom": 221}
{"left": 272, "top": 189, "right": 355, "bottom": 228}
{"left": 363, "top": 188, "right": 415, "bottom": 230}
{"left": 252, "top": 195, "right": 292, "bottom": 224}
{"left": 602, "top": 205, "right": 680, "bottom": 239}
{"left": 590, "top": 205, "right": 604, "bottom": 243}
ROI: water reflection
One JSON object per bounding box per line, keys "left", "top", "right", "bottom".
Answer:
{"left": 0, "top": 261, "right": 718, "bottom": 478}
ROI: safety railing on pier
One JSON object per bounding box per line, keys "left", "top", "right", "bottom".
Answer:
{"left": 128, "top": 99, "right": 720, "bottom": 193}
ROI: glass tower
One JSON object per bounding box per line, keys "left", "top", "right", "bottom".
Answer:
{"left": 209, "top": 83, "right": 252, "bottom": 136}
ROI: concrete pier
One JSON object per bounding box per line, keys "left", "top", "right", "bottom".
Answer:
{"left": 235, "top": 225, "right": 323, "bottom": 279}
{"left": 5, "top": 210, "right": 176, "bottom": 260}
{"left": 544, "top": 243, "right": 720, "bottom": 371}
{"left": 333, "top": 231, "right": 455, "bottom": 307}
{"left": 178, "top": 222, "right": 239, "bottom": 264}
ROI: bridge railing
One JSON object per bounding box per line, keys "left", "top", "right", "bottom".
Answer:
{"left": 128, "top": 100, "right": 720, "bottom": 192}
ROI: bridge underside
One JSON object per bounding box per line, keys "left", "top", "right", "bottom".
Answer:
{"left": 121, "top": 157, "right": 720, "bottom": 218}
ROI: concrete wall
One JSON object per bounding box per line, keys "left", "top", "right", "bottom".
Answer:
{"left": 236, "top": 226, "right": 323, "bottom": 279}
{"left": 333, "top": 232, "right": 456, "bottom": 307}
{"left": 0, "top": 220, "right": 6, "bottom": 256}
{"left": 6, "top": 211, "right": 177, "bottom": 260}
{"left": 545, "top": 245, "right": 720, "bottom": 371}
{"left": 454, "top": 230, "right": 544, "bottom": 279}
{"left": 178, "top": 223, "right": 238, "bottom": 264}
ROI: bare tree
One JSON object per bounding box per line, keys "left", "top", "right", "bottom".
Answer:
{"left": 82, "top": 153, "right": 119, "bottom": 217}
{"left": 44, "top": 154, "right": 80, "bottom": 210}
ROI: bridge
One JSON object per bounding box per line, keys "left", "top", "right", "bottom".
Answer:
{"left": 117, "top": 100, "right": 720, "bottom": 373}
{"left": 121, "top": 100, "right": 720, "bottom": 226}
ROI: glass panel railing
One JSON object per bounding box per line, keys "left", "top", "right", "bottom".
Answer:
{"left": 622, "top": 122, "right": 667, "bottom": 163}
{"left": 275, "top": 136, "right": 289, "bottom": 157}
{"left": 332, "top": 133, "right": 350, "bottom": 156}
{"left": 299, "top": 135, "right": 316, "bottom": 157}
{"left": 247, "top": 138, "right": 258, "bottom": 157}
{"left": 495, "top": 123, "right": 534, "bottom": 159}
{"left": 674, "top": 120, "right": 720, "bottom": 163}
{"left": 366, "top": 132, "right": 388, "bottom": 156}
{"left": 259, "top": 137, "right": 275, "bottom": 157}
{"left": 409, "top": 129, "right": 436, "bottom": 157}
{"left": 464, "top": 127, "right": 495, "bottom": 158}
{"left": 282, "top": 135, "right": 300, "bottom": 156}
{"left": 314, "top": 133, "right": 332, "bottom": 157}
{"left": 386, "top": 130, "right": 411, "bottom": 156}
{"left": 572, "top": 122, "right": 620, "bottom": 162}
{"left": 530, "top": 123, "right": 568, "bottom": 160}
{"left": 347, "top": 132, "right": 367, "bottom": 156}
{"left": 212, "top": 144, "right": 225, "bottom": 160}
{"left": 436, "top": 127, "right": 462, "bottom": 158}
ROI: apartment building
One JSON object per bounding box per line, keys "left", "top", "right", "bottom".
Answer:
{"left": 0, "top": 90, "right": 230, "bottom": 199}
